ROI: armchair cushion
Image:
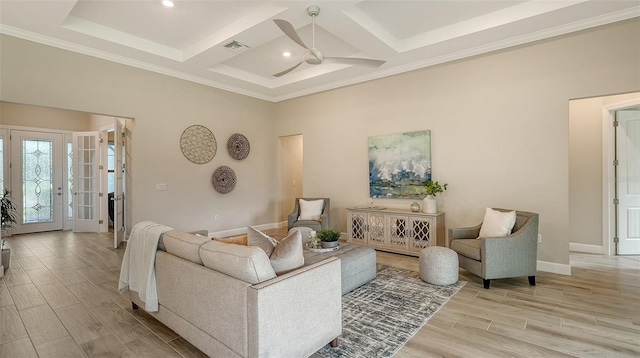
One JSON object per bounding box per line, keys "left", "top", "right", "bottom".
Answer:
{"left": 298, "top": 199, "right": 325, "bottom": 221}
{"left": 449, "top": 239, "right": 482, "bottom": 261}
{"left": 478, "top": 208, "right": 516, "bottom": 238}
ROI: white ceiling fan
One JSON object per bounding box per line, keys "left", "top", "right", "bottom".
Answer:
{"left": 272, "top": 5, "right": 386, "bottom": 77}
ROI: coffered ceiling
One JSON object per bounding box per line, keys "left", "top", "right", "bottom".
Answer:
{"left": 1, "top": 1, "right": 638, "bottom": 102}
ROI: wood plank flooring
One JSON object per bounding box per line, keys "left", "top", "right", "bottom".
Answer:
{"left": 1, "top": 230, "right": 638, "bottom": 357}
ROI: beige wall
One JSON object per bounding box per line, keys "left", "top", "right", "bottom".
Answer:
{"left": 0, "top": 101, "right": 92, "bottom": 131}
{"left": 0, "top": 34, "right": 275, "bottom": 233}
{"left": 1, "top": 18, "right": 639, "bottom": 268}
{"left": 278, "top": 135, "right": 303, "bottom": 222}
{"left": 569, "top": 92, "right": 640, "bottom": 248}
{"left": 274, "top": 19, "right": 640, "bottom": 267}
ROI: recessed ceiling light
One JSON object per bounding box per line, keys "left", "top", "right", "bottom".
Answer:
{"left": 162, "top": 0, "right": 174, "bottom": 7}
{"left": 283, "top": 52, "right": 291, "bottom": 57}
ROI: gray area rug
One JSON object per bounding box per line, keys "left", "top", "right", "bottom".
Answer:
{"left": 316, "top": 265, "right": 466, "bottom": 358}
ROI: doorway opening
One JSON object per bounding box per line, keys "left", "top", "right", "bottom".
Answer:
{"left": 0, "top": 102, "right": 132, "bottom": 248}
{"left": 278, "top": 134, "right": 303, "bottom": 227}
{"left": 608, "top": 105, "right": 640, "bottom": 255}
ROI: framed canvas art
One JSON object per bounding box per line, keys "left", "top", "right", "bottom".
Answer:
{"left": 369, "top": 130, "right": 431, "bottom": 199}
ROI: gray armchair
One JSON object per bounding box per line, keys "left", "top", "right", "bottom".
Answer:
{"left": 288, "top": 198, "right": 330, "bottom": 232}
{"left": 449, "top": 209, "right": 539, "bottom": 289}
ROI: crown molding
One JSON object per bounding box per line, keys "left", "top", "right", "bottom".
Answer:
{"left": 0, "top": 25, "right": 274, "bottom": 102}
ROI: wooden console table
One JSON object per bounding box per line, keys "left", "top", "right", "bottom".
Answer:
{"left": 346, "top": 207, "right": 445, "bottom": 257}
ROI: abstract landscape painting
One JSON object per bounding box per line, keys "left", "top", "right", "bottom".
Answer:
{"left": 369, "top": 130, "right": 431, "bottom": 199}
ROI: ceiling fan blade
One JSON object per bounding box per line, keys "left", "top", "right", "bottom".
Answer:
{"left": 273, "top": 61, "right": 304, "bottom": 77}
{"left": 323, "top": 57, "right": 386, "bottom": 68}
{"left": 273, "top": 19, "right": 308, "bottom": 49}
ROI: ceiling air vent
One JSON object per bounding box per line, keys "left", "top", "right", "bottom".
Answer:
{"left": 224, "top": 40, "right": 250, "bottom": 53}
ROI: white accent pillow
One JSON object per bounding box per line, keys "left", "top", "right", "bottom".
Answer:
{"left": 478, "top": 208, "right": 517, "bottom": 239}
{"left": 247, "top": 226, "right": 278, "bottom": 256}
{"left": 269, "top": 230, "right": 304, "bottom": 275}
{"left": 298, "top": 199, "right": 324, "bottom": 221}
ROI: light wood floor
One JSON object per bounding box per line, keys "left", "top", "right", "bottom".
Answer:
{"left": 1, "top": 230, "right": 639, "bottom": 357}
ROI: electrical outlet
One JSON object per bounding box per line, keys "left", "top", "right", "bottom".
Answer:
{"left": 156, "top": 183, "right": 167, "bottom": 191}
{"left": 214, "top": 214, "right": 219, "bottom": 221}
{"left": 538, "top": 234, "right": 542, "bottom": 244}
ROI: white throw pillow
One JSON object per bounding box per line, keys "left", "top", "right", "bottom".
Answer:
{"left": 269, "top": 230, "right": 304, "bottom": 275}
{"left": 247, "top": 226, "right": 278, "bottom": 256}
{"left": 478, "top": 208, "right": 517, "bottom": 239}
{"left": 298, "top": 199, "right": 324, "bottom": 221}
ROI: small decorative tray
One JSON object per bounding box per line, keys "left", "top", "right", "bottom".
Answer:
{"left": 305, "top": 243, "right": 341, "bottom": 253}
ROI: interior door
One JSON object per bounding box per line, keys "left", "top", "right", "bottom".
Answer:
{"left": 72, "top": 132, "right": 100, "bottom": 232}
{"left": 113, "top": 119, "right": 125, "bottom": 248}
{"left": 10, "top": 130, "right": 64, "bottom": 234}
{"left": 617, "top": 109, "right": 640, "bottom": 254}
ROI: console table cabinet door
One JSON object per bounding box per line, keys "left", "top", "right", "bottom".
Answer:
{"left": 387, "top": 215, "right": 410, "bottom": 251}
{"left": 348, "top": 211, "right": 367, "bottom": 245}
{"left": 347, "top": 208, "right": 444, "bottom": 257}
{"left": 367, "top": 213, "right": 387, "bottom": 247}
{"left": 409, "top": 216, "right": 435, "bottom": 252}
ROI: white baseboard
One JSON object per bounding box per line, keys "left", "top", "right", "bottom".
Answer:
{"left": 569, "top": 243, "right": 604, "bottom": 254}
{"left": 537, "top": 260, "right": 572, "bottom": 275}
{"left": 209, "top": 222, "right": 283, "bottom": 238}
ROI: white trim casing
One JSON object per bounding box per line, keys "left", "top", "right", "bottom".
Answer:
{"left": 537, "top": 260, "right": 572, "bottom": 275}
{"left": 569, "top": 243, "right": 604, "bottom": 254}
{"left": 601, "top": 98, "right": 640, "bottom": 256}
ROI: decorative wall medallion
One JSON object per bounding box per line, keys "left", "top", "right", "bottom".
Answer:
{"left": 180, "top": 125, "right": 217, "bottom": 164}
{"left": 212, "top": 166, "right": 237, "bottom": 194}
{"left": 227, "top": 133, "right": 250, "bottom": 160}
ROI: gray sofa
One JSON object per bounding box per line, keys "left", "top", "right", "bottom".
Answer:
{"left": 127, "top": 229, "right": 342, "bottom": 358}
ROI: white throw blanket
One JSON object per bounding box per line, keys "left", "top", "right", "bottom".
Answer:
{"left": 118, "top": 221, "right": 173, "bottom": 312}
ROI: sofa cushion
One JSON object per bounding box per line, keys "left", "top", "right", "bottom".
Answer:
{"left": 199, "top": 240, "right": 276, "bottom": 284}
{"left": 162, "top": 230, "right": 211, "bottom": 264}
{"left": 247, "top": 226, "right": 277, "bottom": 256}
{"left": 298, "top": 199, "right": 324, "bottom": 221}
{"left": 450, "top": 239, "right": 482, "bottom": 261}
{"left": 213, "top": 234, "right": 248, "bottom": 246}
{"left": 478, "top": 208, "right": 516, "bottom": 239}
{"left": 269, "top": 230, "right": 304, "bottom": 275}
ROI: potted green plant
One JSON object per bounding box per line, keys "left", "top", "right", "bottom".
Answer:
{"left": 1, "top": 189, "right": 18, "bottom": 236}
{"left": 1, "top": 189, "right": 17, "bottom": 270}
{"left": 318, "top": 229, "right": 341, "bottom": 249}
{"left": 423, "top": 181, "right": 448, "bottom": 214}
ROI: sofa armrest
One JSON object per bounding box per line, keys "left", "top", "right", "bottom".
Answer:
{"left": 287, "top": 201, "right": 300, "bottom": 229}
{"left": 481, "top": 233, "right": 538, "bottom": 279}
{"left": 449, "top": 224, "right": 482, "bottom": 242}
{"left": 320, "top": 212, "right": 330, "bottom": 230}
{"left": 247, "top": 257, "right": 341, "bottom": 358}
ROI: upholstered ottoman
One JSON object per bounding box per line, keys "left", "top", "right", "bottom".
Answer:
{"left": 419, "top": 246, "right": 459, "bottom": 285}
{"left": 303, "top": 242, "right": 377, "bottom": 295}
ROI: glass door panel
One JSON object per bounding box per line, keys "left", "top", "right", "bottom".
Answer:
{"left": 73, "top": 132, "right": 100, "bottom": 232}
{"left": 10, "top": 130, "right": 63, "bottom": 234}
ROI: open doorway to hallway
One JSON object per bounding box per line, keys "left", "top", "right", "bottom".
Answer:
{"left": 0, "top": 102, "right": 132, "bottom": 248}
{"left": 569, "top": 92, "right": 640, "bottom": 256}
{"left": 278, "top": 134, "right": 303, "bottom": 227}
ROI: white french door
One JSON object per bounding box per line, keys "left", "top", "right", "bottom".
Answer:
{"left": 10, "top": 130, "right": 64, "bottom": 234}
{"left": 113, "top": 119, "right": 125, "bottom": 248}
{"left": 72, "top": 132, "right": 100, "bottom": 232}
{"left": 617, "top": 109, "right": 640, "bottom": 254}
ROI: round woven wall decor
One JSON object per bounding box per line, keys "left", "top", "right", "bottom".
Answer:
{"left": 227, "top": 133, "right": 250, "bottom": 160}
{"left": 211, "top": 166, "right": 237, "bottom": 194}
{"left": 180, "top": 125, "right": 217, "bottom": 164}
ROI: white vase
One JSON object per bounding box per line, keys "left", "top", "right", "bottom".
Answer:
{"left": 423, "top": 195, "right": 437, "bottom": 214}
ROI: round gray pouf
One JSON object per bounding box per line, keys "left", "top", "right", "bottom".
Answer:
{"left": 419, "top": 246, "right": 459, "bottom": 285}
